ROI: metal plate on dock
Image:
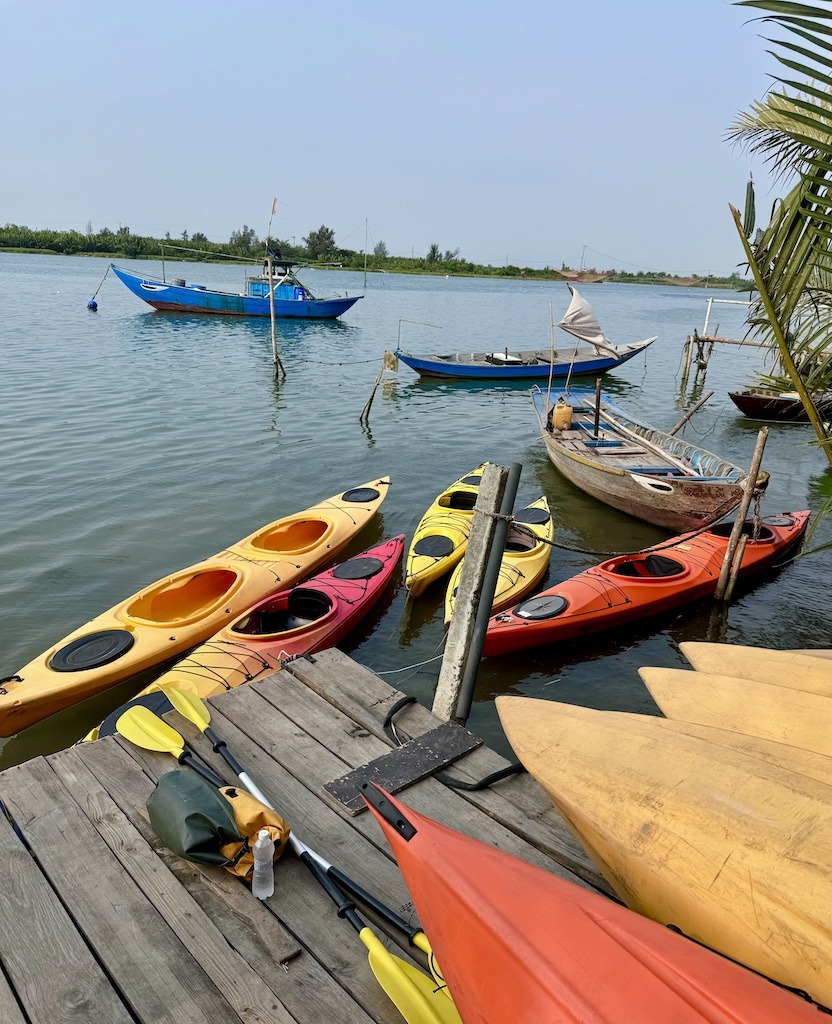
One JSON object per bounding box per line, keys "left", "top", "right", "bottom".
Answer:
{"left": 323, "top": 723, "right": 482, "bottom": 815}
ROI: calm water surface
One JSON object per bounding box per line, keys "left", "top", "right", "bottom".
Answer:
{"left": 1, "top": 254, "right": 829, "bottom": 767}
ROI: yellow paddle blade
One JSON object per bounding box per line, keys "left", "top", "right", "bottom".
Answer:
{"left": 161, "top": 685, "right": 211, "bottom": 732}
{"left": 359, "top": 927, "right": 462, "bottom": 1024}
{"left": 116, "top": 705, "right": 186, "bottom": 758}
{"left": 411, "top": 933, "right": 450, "bottom": 1000}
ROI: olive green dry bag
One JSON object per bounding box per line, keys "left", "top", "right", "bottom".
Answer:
{"left": 147, "top": 770, "right": 289, "bottom": 879}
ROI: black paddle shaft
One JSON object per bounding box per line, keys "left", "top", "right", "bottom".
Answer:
{"left": 300, "top": 852, "right": 365, "bottom": 935}
{"left": 207, "top": 733, "right": 246, "bottom": 778}
{"left": 179, "top": 751, "right": 227, "bottom": 789}
{"left": 328, "top": 866, "right": 420, "bottom": 943}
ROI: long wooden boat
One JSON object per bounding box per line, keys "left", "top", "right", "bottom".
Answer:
{"left": 0, "top": 478, "right": 389, "bottom": 736}
{"left": 729, "top": 388, "right": 832, "bottom": 421}
{"left": 679, "top": 642, "right": 832, "bottom": 693}
{"left": 87, "top": 535, "right": 405, "bottom": 741}
{"left": 533, "top": 387, "right": 765, "bottom": 531}
{"left": 640, "top": 668, "right": 832, "bottom": 755}
{"left": 363, "top": 785, "right": 822, "bottom": 1023}
{"left": 111, "top": 261, "right": 362, "bottom": 319}
{"left": 396, "top": 285, "right": 655, "bottom": 380}
{"left": 496, "top": 696, "right": 832, "bottom": 1009}
{"left": 483, "top": 511, "right": 809, "bottom": 657}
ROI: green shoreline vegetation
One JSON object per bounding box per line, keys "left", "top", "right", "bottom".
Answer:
{"left": 0, "top": 222, "right": 749, "bottom": 290}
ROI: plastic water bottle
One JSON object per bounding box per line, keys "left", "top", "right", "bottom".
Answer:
{"left": 251, "top": 828, "right": 275, "bottom": 900}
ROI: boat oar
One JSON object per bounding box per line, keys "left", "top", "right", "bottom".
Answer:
{"left": 116, "top": 705, "right": 227, "bottom": 788}
{"left": 160, "top": 687, "right": 444, "bottom": 972}
{"left": 121, "top": 696, "right": 459, "bottom": 1024}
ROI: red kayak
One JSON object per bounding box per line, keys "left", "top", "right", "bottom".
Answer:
{"left": 92, "top": 536, "right": 404, "bottom": 738}
{"left": 362, "top": 785, "right": 822, "bottom": 1023}
{"left": 483, "top": 512, "right": 810, "bottom": 657}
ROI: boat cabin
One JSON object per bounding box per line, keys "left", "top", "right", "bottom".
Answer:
{"left": 245, "top": 260, "right": 315, "bottom": 301}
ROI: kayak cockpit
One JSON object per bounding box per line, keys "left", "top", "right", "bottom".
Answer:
{"left": 126, "top": 568, "right": 242, "bottom": 626}
{"left": 438, "top": 491, "right": 478, "bottom": 511}
{"left": 248, "top": 517, "right": 333, "bottom": 555}
{"left": 603, "top": 554, "right": 688, "bottom": 580}
{"left": 232, "top": 588, "right": 333, "bottom": 636}
{"left": 708, "top": 521, "right": 777, "bottom": 543}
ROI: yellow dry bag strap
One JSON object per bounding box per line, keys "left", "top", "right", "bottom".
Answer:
{"left": 218, "top": 785, "right": 291, "bottom": 880}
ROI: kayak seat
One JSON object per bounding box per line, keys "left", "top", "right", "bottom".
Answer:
{"left": 235, "top": 589, "right": 331, "bottom": 635}
{"left": 441, "top": 491, "right": 478, "bottom": 511}
{"left": 643, "top": 555, "right": 685, "bottom": 577}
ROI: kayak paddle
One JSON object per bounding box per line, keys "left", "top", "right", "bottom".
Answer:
{"left": 161, "top": 685, "right": 444, "bottom": 964}
{"left": 119, "top": 695, "right": 459, "bottom": 1023}
{"left": 116, "top": 705, "right": 227, "bottom": 788}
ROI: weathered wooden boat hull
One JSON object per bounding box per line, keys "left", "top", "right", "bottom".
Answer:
{"left": 112, "top": 264, "right": 362, "bottom": 319}
{"left": 395, "top": 339, "right": 654, "bottom": 380}
{"left": 533, "top": 389, "right": 751, "bottom": 531}
{"left": 729, "top": 389, "right": 832, "bottom": 421}
{"left": 542, "top": 437, "right": 745, "bottom": 531}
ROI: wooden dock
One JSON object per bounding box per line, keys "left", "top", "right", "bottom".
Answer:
{"left": 0, "top": 648, "right": 609, "bottom": 1024}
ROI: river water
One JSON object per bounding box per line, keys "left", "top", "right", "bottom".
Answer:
{"left": 1, "top": 253, "right": 829, "bottom": 768}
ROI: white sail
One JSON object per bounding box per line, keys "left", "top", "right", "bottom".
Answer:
{"left": 557, "top": 285, "right": 619, "bottom": 358}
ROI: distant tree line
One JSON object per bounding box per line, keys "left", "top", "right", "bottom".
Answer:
{"left": 0, "top": 222, "right": 748, "bottom": 287}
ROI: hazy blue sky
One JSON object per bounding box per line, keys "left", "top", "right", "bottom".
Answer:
{"left": 3, "top": 1, "right": 782, "bottom": 274}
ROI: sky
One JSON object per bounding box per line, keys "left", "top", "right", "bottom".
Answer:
{"left": 1, "top": 1, "right": 786, "bottom": 275}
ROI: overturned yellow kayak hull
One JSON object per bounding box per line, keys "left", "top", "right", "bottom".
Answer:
{"left": 679, "top": 642, "right": 832, "bottom": 695}
{"left": 405, "top": 466, "right": 485, "bottom": 596}
{"left": 0, "top": 479, "right": 389, "bottom": 737}
{"left": 444, "top": 496, "right": 552, "bottom": 624}
{"left": 497, "top": 695, "right": 832, "bottom": 1007}
{"left": 641, "top": 667, "right": 832, "bottom": 755}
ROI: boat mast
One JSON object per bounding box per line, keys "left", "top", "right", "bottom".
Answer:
{"left": 364, "top": 218, "right": 368, "bottom": 288}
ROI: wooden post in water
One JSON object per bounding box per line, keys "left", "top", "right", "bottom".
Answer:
{"left": 723, "top": 534, "right": 749, "bottom": 603}
{"left": 432, "top": 463, "right": 521, "bottom": 724}
{"left": 267, "top": 257, "right": 286, "bottom": 378}
{"left": 714, "top": 426, "right": 768, "bottom": 601}
{"left": 593, "top": 378, "right": 602, "bottom": 439}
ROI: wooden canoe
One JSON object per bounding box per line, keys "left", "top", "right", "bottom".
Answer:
{"left": 496, "top": 695, "right": 832, "bottom": 1007}
{"left": 679, "top": 642, "right": 832, "bottom": 694}
{"left": 640, "top": 668, "right": 832, "bottom": 755}
{"left": 532, "top": 387, "right": 763, "bottom": 531}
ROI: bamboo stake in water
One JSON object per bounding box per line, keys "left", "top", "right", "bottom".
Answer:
{"left": 723, "top": 534, "right": 749, "bottom": 604}
{"left": 545, "top": 303, "right": 556, "bottom": 412}
{"left": 669, "top": 391, "right": 714, "bottom": 436}
{"left": 593, "top": 378, "right": 602, "bottom": 439}
{"left": 267, "top": 256, "right": 286, "bottom": 378}
{"left": 714, "top": 426, "right": 768, "bottom": 601}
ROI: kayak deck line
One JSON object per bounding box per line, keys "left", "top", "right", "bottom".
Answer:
{"left": 0, "top": 647, "right": 608, "bottom": 1024}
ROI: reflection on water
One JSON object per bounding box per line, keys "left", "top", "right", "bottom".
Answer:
{"left": 0, "top": 253, "right": 829, "bottom": 766}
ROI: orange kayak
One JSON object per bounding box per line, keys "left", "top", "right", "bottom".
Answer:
{"left": 363, "top": 786, "right": 820, "bottom": 1023}
{"left": 0, "top": 479, "right": 389, "bottom": 736}
{"left": 484, "top": 511, "right": 810, "bottom": 657}
{"left": 89, "top": 535, "right": 404, "bottom": 739}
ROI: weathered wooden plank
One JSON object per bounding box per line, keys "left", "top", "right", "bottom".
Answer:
{"left": 49, "top": 745, "right": 298, "bottom": 1024}
{"left": 113, "top": 731, "right": 414, "bottom": 1024}
{"left": 0, "top": 962, "right": 27, "bottom": 1024}
{"left": 281, "top": 648, "right": 611, "bottom": 894}
{"left": 0, "top": 758, "right": 246, "bottom": 1024}
{"left": 0, "top": 811, "right": 128, "bottom": 1024}
{"left": 77, "top": 738, "right": 376, "bottom": 1024}
{"left": 244, "top": 673, "right": 596, "bottom": 885}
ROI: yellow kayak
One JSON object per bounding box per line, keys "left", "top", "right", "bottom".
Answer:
{"left": 405, "top": 465, "right": 486, "bottom": 596}
{"left": 680, "top": 642, "right": 832, "bottom": 695}
{"left": 444, "top": 497, "right": 552, "bottom": 625}
{"left": 0, "top": 479, "right": 389, "bottom": 737}
{"left": 640, "top": 667, "right": 832, "bottom": 755}
{"left": 496, "top": 695, "right": 832, "bottom": 1008}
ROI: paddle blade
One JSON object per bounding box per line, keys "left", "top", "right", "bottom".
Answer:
{"left": 161, "top": 685, "right": 211, "bottom": 731}
{"left": 359, "top": 927, "right": 461, "bottom": 1024}
{"left": 116, "top": 705, "right": 185, "bottom": 757}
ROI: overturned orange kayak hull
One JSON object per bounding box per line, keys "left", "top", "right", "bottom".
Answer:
{"left": 363, "top": 787, "right": 820, "bottom": 1023}
{"left": 484, "top": 511, "right": 810, "bottom": 657}
{"left": 0, "top": 479, "right": 389, "bottom": 737}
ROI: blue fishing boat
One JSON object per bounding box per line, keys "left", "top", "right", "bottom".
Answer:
{"left": 111, "top": 260, "right": 362, "bottom": 319}
{"left": 395, "top": 286, "right": 655, "bottom": 379}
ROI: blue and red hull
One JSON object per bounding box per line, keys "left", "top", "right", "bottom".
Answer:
{"left": 111, "top": 264, "right": 362, "bottom": 319}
